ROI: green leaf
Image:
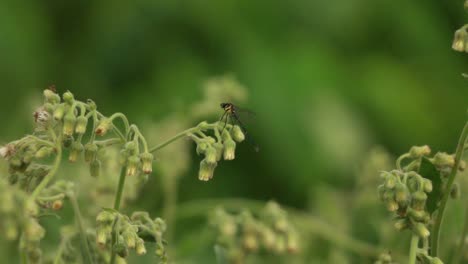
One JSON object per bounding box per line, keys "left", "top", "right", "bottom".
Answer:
{"left": 418, "top": 157, "right": 442, "bottom": 215}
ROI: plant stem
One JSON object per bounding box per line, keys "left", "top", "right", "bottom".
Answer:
{"left": 431, "top": 121, "right": 468, "bottom": 257}
{"left": 69, "top": 192, "right": 94, "bottom": 264}
{"left": 110, "top": 167, "right": 127, "bottom": 264}
{"left": 30, "top": 137, "right": 62, "bottom": 199}
{"left": 409, "top": 234, "right": 419, "bottom": 264}
{"left": 452, "top": 205, "right": 468, "bottom": 264}
{"left": 149, "top": 127, "right": 199, "bottom": 153}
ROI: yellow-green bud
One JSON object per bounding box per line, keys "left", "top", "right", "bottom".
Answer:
{"left": 459, "top": 160, "right": 466, "bottom": 171}
{"left": 123, "top": 231, "right": 136, "bottom": 249}
{"left": 383, "top": 190, "right": 395, "bottom": 202}
{"left": 53, "top": 104, "right": 65, "bottom": 121}
{"left": 384, "top": 175, "right": 396, "bottom": 189}
{"left": 95, "top": 118, "right": 112, "bottom": 136}
{"left": 386, "top": 201, "right": 399, "bottom": 212}
{"left": 394, "top": 218, "right": 409, "bottom": 231}
{"left": 63, "top": 111, "right": 76, "bottom": 136}
{"left": 409, "top": 145, "right": 431, "bottom": 158}
{"left": 140, "top": 152, "right": 153, "bottom": 174}
{"left": 68, "top": 142, "right": 84, "bottom": 163}
{"left": 126, "top": 155, "right": 140, "bottom": 176}
{"left": 96, "top": 227, "right": 108, "bottom": 247}
{"left": 35, "top": 147, "right": 53, "bottom": 159}
{"left": 87, "top": 99, "right": 96, "bottom": 111}
{"left": 24, "top": 218, "right": 45, "bottom": 241}
{"left": 75, "top": 116, "right": 88, "bottom": 134}
{"left": 286, "top": 232, "right": 299, "bottom": 253}
{"left": 43, "top": 89, "right": 60, "bottom": 104}
{"left": 423, "top": 179, "right": 433, "bottom": 193}
{"left": 90, "top": 159, "right": 101, "bottom": 177}
{"left": 223, "top": 138, "right": 236, "bottom": 160}
{"left": 96, "top": 211, "right": 116, "bottom": 224}
{"left": 196, "top": 142, "right": 208, "bottom": 155}
{"left": 413, "top": 222, "right": 430, "bottom": 239}
{"left": 204, "top": 146, "right": 217, "bottom": 165}
{"left": 213, "top": 142, "right": 224, "bottom": 161}
{"left": 84, "top": 143, "right": 98, "bottom": 162}
{"left": 452, "top": 26, "right": 468, "bottom": 52}
{"left": 395, "top": 183, "right": 409, "bottom": 204}
{"left": 407, "top": 208, "right": 427, "bottom": 222}
{"left": 25, "top": 199, "right": 39, "bottom": 217}
{"left": 411, "top": 191, "right": 427, "bottom": 210}
{"left": 274, "top": 235, "right": 286, "bottom": 253}
{"left": 136, "top": 238, "right": 146, "bottom": 255}
{"left": 243, "top": 233, "right": 259, "bottom": 252}
{"left": 231, "top": 125, "right": 245, "bottom": 142}
{"left": 433, "top": 152, "right": 455, "bottom": 168}
{"left": 62, "top": 90, "right": 74, "bottom": 105}
{"left": 115, "top": 238, "right": 128, "bottom": 258}
{"left": 199, "top": 159, "right": 216, "bottom": 181}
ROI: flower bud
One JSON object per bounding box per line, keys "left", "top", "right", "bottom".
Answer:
{"left": 140, "top": 152, "right": 153, "bottom": 174}
{"left": 126, "top": 155, "right": 140, "bottom": 176}
{"left": 84, "top": 143, "right": 98, "bottom": 162}
{"left": 199, "top": 159, "right": 216, "bottom": 181}
{"left": 384, "top": 175, "right": 396, "bottom": 189}
{"left": 0, "top": 144, "right": 15, "bottom": 159}
{"left": 413, "top": 222, "right": 430, "bottom": 239}
{"left": 394, "top": 218, "right": 409, "bottom": 231}
{"left": 96, "top": 227, "right": 108, "bottom": 247}
{"left": 274, "top": 235, "right": 286, "bottom": 253}
{"left": 34, "top": 147, "right": 52, "bottom": 159}
{"left": 90, "top": 159, "right": 101, "bottom": 177}
{"left": 459, "top": 160, "right": 466, "bottom": 171}
{"left": 204, "top": 146, "right": 218, "bottom": 165}
{"left": 63, "top": 111, "right": 76, "bottom": 136}
{"left": 43, "top": 89, "right": 60, "bottom": 104}
{"left": 62, "top": 90, "right": 74, "bottom": 105}
{"left": 450, "top": 183, "right": 460, "bottom": 199}
{"left": 433, "top": 152, "right": 455, "bottom": 168}
{"left": 24, "top": 218, "right": 45, "bottom": 241}
{"left": 423, "top": 179, "right": 433, "bottom": 193}
{"left": 68, "top": 142, "right": 84, "bottom": 163}
{"left": 395, "top": 183, "right": 410, "bottom": 204}
{"left": 407, "top": 208, "right": 427, "bottom": 222}
{"left": 196, "top": 142, "right": 208, "bottom": 155}
{"left": 213, "top": 142, "right": 224, "bottom": 161}
{"left": 75, "top": 116, "right": 88, "bottom": 134}
{"left": 223, "top": 139, "right": 236, "bottom": 160}
{"left": 52, "top": 200, "right": 63, "bottom": 210}
{"left": 123, "top": 230, "right": 136, "bottom": 249}
{"left": 25, "top": 199, "right": 39, "bottom": 217}
{"left": 115, "top": 239, "right": 128, "bottom": 258}
{"left": 95, "top": 118, "right": 112, "bottom": 136}
{"left": 453, "top": 26, "right": 468, "bottom": 52}
{"left": 409, "top": 145, "right": 431, "bottom": 158}
{"left": 53, "top": 104, "right": 66, "bottom": 121}
{"left": 386, "top": 201, "right": 399, "bottom": 212}
{"left": 231, "top": 125, "right": 245, "bottom": 142}
{"left": 411, "top": 191, "right": 427, "bottom": 210}
{"left": 96, "top": 211, "right": 116, "bottom": 224}
{"left": 243, "top": 233, "right": 259, "bottom": 252}
{"left": 136, "top": 238, "right": 146, "bottom": 255}
{"left": 43, "top": 103, "right": 54, "bottom": 113}
{"left": 383, "top": 190, "right": 395, "bottom": 202}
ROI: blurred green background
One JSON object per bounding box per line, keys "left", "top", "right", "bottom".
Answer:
{"left": 0, "top": 0, "right": 467, "bottom": 263}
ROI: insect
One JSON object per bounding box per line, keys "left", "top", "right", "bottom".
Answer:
{"left": 220, "top": 102, "right": 259, "bottom": 152}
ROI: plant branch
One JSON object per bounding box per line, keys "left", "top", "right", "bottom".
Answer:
{"left": 30, "top": 136, "right": 62, "bottom": 199}
{"left": 409, "top": 234, "right": 419, "bottom": 264}
{"left": 149, "top": 127, "right": 199, "bottom": 153}
{"left": 431, "top": 121, "right": 468, "bottom": 257}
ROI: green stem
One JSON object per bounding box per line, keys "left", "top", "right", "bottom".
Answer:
{"left": 431, "top": 121, "right": 468, "bottom": 257}
{"left": 452, "top": 205, "right": 468, "bottom": 264}
{"left": 409, "top": 234, "right": 419, "bottom": 264}
{"left": 30, "top": 137, "right": 62, "bottom": 199}
{"left": 68, "top": 192, "right": 94, "bottom": 264}
{"left": 110, "top": 167, "right": 127, "bottom": 264}
{"left": 149, "top": 127, "right": 199, "bottom": 153}
{"left": 175, "top": 198, "right": 394, "bottom": 260}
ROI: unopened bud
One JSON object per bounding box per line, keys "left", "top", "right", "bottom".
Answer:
{"left": 43, "top": 89, "right": 60, "bottom": 104}
{"left": 204, "top": 146, "right": 218, "bottom": 165}
{"left": 409, "top": 145, "right": 431, "bottom": 158}
{"left": 223, "top": 139, "right": 236, "bottom": 160}
{"left": 126, "top": 155, "right": 140, "bottom": 176}
{"left": 394, "top": 218, "right": 409, "bottom": 231}
{"left": 75, "top": 116, "right": 88, "bottom": 134}
{"left": 84, "top": 143, "right": 98, "bottom": 162}
{"left": 140, "top": 152, "right": 153, "bottom": 174}
{"left": 53, "top": 104, "right": 66, "bottom": 121}
{"left": 213, "top": 142, "right": 224, "bottom": 161}
{"left": 199, "top": 159, "right": 216, "bottom": 181}
{"left": 62, "top": 91, "right": 74, "bottom": 105}
{"left": 231, "top": 125, "right": 245, "bottom": 142}
{"left": 136, "top": 238, "right": 146, "bottom": 255}
{"left": 52, "top": 200, "right": 63, "bottom": 210}
{"left": 196, "top": 142, "right": 208, "bottom": 155}
{"left": 423, "top": 179, "right": 433, "bottom": 193}
{"left": 412, "top": 191, "right": 427, "bottom": 210}
{"left": 433, "top": 152, "right": 455, "bottom": 168}
{"left": 95, "top": 118, "right": 112, "bottom": 136}
{"left": 96, "top": 211, "right": 116, "bottom": 224}
{"left": 63, "top": 111, "right": 76, "bottom": 136}
{"left": 68, "top": 142, "right": 84, "bottom": 163}
{"left": 384, "top": 175, "right": 396, "bottom": 189}
{"left": 243, "top": 233, "right": 259, "bottom": 252}
{"left": 413, "top": 222, "right": 430, "bottom": 239}
{"left": 123, "top": 231, "right": 136, "bottom": 249}
{"left": 386, "top": 201, "right": 399, "bottom": 212}
{"left": 395, "top": 183, "right": 409, "bottom": 204}
{"left": 453, "top": 26, "right": 468, "bottom": 52}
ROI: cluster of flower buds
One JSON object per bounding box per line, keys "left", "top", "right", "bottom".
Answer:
{"left": 36, "top": 180, "right": 74, "bottom": 211}
{"left": 95, "top": 210, "right": 167, "bottom": 262}
{"left": 210, "top": 201, "right": 299, "bottom": 263}
{"left": 0, "top": 179, "right": 45, "bottom": 264}
{"left": 118, "top": 141, "right": 154, "bottom": 180}
{"left": 193, "top": 122, "right": 245, "bottom": 181}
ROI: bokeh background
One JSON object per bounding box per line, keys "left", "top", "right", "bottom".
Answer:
{"left": 0, "top": 0, "right": 467, "bottom": 263}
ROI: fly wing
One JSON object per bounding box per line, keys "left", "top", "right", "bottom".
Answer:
{"left": 231, "top": 113, "right": 259, "bottom": 152}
